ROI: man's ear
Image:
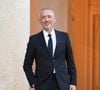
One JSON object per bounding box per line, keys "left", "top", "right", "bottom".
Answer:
{"left": 54, "top": 17, "right": 56, "bottom": 24}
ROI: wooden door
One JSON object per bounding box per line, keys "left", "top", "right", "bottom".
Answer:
{"left": 93, "top": 15, "right": 100, "bottom": 90}
{"left": 70, "top": 0, "right": 100, "bottom": 90}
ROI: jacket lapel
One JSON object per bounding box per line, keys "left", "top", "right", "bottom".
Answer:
{"left": 54, "top": 30, "right": 61, "bottom": 58}
{"left": 39, "top": 30, "right": 62, "bottom": 58}
{"left": 39, "top": 31, "right": 52, "bottom": 57}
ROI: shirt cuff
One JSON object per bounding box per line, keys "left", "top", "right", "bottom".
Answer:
{"left": 32, "top": 84, "right": 35, "bottom": 88}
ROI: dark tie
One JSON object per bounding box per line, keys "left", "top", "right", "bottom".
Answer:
{"left": 48, "top": 34, "right": 53, "bottom": 56}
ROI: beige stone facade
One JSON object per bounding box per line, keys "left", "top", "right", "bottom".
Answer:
{"left": 0, "top": 0, "right": 29, "bottom": 90}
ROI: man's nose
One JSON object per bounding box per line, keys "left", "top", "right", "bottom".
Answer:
{"left": 45, "top": 17, "right": 49, "bottom": 21}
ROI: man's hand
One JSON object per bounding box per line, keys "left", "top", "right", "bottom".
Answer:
{"left": 70, "top": 85, "right": 76, "bottom": 90}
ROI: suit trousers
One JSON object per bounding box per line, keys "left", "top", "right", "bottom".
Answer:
{"left": 35, "top": 73, "right": 60, "bottom": 90}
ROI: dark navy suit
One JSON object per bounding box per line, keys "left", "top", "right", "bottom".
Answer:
{"left": 23, "top": 30, "right": 77, "bottom": 90}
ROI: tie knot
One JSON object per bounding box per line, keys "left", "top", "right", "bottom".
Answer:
{"left": 48, "top": 34, "right": 51, "bottom": 38}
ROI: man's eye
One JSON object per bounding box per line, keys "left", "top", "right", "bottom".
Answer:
{"left": 42, "top": 16, "right": 45, "bottom": 19}
{"left": 48, "top": 15, "right": 52, "bottom": 18}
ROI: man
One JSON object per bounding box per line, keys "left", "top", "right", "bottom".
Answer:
{"left": 23, "top": 8, "right": 77, "bottom": 90}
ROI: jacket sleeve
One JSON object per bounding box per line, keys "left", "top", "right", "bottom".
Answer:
{"left": 65, "top": 33, "right": 77, "bottom": 86}
{"left": 23, "top": 36, "right": 38, "bottom": 88}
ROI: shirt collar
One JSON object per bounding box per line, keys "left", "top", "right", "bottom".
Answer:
{"left": 43, "top": 28, "right": 55, "bottom": 37}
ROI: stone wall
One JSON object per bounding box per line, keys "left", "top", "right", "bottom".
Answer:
{"left": 0, "top": 0, "right": 30, "bottom": 90}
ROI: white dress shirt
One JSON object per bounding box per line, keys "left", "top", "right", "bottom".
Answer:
{"left": 43, "top": 29, "right": 56, "bottom": 56}
{"left": 43, "top": 29, "right": 56, "bottom": 73}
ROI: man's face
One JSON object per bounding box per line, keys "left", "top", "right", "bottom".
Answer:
{"left": 39, "top": 9, "right": 56, "bottom": 31}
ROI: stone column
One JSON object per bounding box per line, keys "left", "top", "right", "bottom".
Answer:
{"left": 0, "top": 0, "right": 30, "bottom": 90}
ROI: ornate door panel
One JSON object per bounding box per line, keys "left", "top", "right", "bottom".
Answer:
{"left": 93, "top": 15, "right": 100, "bottom": 90}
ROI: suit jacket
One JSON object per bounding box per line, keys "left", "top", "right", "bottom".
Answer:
{"left": 23, "top": 30, "right": 77, "bottom": 90}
